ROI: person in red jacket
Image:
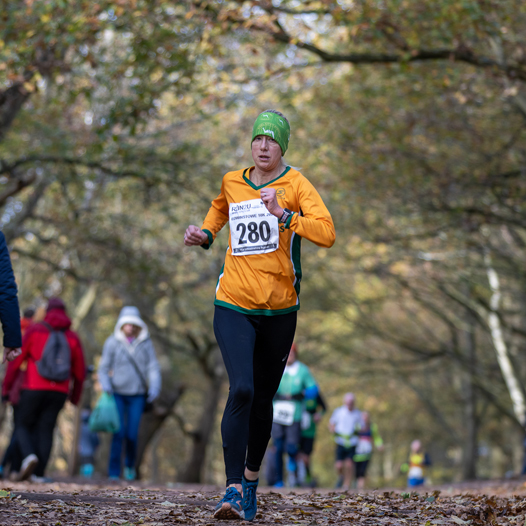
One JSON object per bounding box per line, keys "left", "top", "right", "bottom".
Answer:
{"left": 3, "top": 298, "right": 86, "bottom": 481}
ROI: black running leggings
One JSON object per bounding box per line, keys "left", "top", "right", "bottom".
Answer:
{"left": 213, "top": 305, "right": 297, "bottom": 485}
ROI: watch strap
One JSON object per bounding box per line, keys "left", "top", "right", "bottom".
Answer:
{"left": 279, "top": 208, "right": 293, "bottom": 223}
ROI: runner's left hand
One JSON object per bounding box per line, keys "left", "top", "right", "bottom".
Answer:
{"left": 260, "top": 188, "right": 283, "bottom": 218}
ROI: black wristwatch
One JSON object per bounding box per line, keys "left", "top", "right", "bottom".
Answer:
{"left": 279, "top": 208, "right": 293, "bottom": 224}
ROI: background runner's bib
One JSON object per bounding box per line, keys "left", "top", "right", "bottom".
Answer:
{"left": 273, "top": 400, "right": 295, "bottom": 426}
{"left": 408, "top": 466, "right": 424, "bottom": 479}
{"left": 229, "top": 199, "right": 279, "bottom": 255}
{"left": 355, "top": 438, "right": 373, "bottom": 456}
{"left": 301, "top": 410, "right": 312, "bottom": 430}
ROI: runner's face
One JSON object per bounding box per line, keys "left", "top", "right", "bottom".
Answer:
{"left": 251, "top": 135, "right": 282, "bottom": 172}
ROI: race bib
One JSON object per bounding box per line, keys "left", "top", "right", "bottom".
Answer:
{"left": 229, "top": 199, "right": 279, "bottom": 256}
{"left": 408, "top": 466, "right": 424, "bottom": 480}
{"left": 301, "top": 411, "right": 312, "bottom": 430}
{"left": 355, "top": 438, "right": 373, "bottom": 456}
{"left": 273, "top": 401, "right": 295, "bottom": 426}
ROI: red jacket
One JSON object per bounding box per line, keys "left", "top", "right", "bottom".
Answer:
{"left": 20, "top": 317, "right": 32, "bottom": 335}
{"left": 3, "top": 309, "right": 86, "bottom": 405}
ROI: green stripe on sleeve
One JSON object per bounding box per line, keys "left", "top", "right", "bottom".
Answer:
{"left": 200, "top": 229, "right": 214, "bottom": 250}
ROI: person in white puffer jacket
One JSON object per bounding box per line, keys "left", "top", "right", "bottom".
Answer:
{"left": 98, "top": 306, "right": 161, "bottom": 480}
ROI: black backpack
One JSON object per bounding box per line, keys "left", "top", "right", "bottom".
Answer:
{"left": 36, "top": 322, "right": 72, "bottom": 382}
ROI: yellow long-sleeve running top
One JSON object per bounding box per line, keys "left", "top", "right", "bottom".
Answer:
{"left": 201, "top": 166, "right": 336, "bottom": 315}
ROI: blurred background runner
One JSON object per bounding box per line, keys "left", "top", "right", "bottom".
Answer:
{"left": 78, "top": 406, "right": 100, "bottom": 478}
{"left": 272, "top": 343, "right": 318, "bottom": 487}
{"left": 329, "top": 393, "right": 362, "bottom": 491}
{"left": 401, "top": 439, "right": 431, "bottom": 488}
{"left": 297, "top": 386, "right": 326, "bottom": 487}
{"left": 353, "top": 411, "right": 383, "bottom": 490}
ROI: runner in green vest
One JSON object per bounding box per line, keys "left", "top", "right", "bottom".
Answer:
{"left": 271, "top": 343, "right": 317, "bottom": 487}
{"left": 298, "top": 390, "right": 326, "bottom": 486}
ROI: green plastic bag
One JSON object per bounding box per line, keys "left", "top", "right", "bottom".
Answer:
{"left": 89, "top": 392, "right": 121, "bottom": 433}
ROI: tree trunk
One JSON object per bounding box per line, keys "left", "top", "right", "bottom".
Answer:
{"left": 484, "top": 253, "right": 526, "bottom": 425}
{"left": 95, "top": 433, "right": 113, "bottom": 477}
{"left": 0, "top": 398, "right": 8, "bottom": 430}
{"left": 460, "top": 306, "right": 478, "bottom": 480}
{"left": 0, "top": 81, "right": 31, "bottom": 143}
{"left": 150, "top": 430, "right": 161, "bottom": 484}
{"left": 135, "top": 383, "right": 185, "bottom": 479}
{"left": 178, "top": 370, "right": 225, "bottom": 483}
{"left": 68, "top": 405, "right": 82, "bottom": 477}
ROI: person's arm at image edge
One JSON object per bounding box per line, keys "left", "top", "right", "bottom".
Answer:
{"left": 0, "top": 232, "right": 22, "bottom": 361}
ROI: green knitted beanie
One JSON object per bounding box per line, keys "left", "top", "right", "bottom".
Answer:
{"left": 251, "top": 111, "right": 290, "bottom": 155}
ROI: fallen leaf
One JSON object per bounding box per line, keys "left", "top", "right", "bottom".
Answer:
{"left": 451, "top": 516, "right": 470, "bottom": 525}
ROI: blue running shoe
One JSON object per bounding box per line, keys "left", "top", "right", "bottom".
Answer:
{"left": 241, "top": 476, "right": 258, "bottom": 521}
{"left": 213, "top": 486, "right": 244, "bottom": 520}
{"left": 124, "top": 467, "right": 136, "bottom": 481}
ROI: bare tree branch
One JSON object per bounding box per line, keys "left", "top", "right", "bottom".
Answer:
{"left": 2, "top": 178, "right": 51, "bottom": 242}
{"left": 10, "top": 247, "right": 91, "bottom": 283}
{"left": 263, "top": 21, "right": 526, "bottom": 80}
{"left": 198, "top": 1, "right": 526, "bottom": 81}
{"left": 0, "top": 155, "right": 151, "bottom": 180}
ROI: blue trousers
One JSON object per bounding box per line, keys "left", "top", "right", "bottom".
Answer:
{"left": 109, "top": 393, "right": 145, "bottom": 477}
{"left": 272, "top": 421, "right": 302, "bottom": 484}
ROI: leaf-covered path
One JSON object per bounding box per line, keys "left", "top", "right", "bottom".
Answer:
{"left": 1, "top": 478, "right": 526, "bottom": 525}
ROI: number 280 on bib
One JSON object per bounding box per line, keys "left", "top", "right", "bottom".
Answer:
{"left": 229, "top": 199, "right": 280, "bottom": 256}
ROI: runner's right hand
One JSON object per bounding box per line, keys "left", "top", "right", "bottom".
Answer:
{"left": 184, "top": 225, "right": 209, "bottom": 246}
{"left": 2, "top": 347, "right": 21, "bottom": 363}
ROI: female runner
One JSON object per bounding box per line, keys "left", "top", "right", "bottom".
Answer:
{"left": 184, "top": 109, "right": 335, "bottom": 520}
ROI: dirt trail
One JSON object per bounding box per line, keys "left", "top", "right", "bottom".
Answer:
{"left": 1, "top": 477, "right": 526, "bottom": 524}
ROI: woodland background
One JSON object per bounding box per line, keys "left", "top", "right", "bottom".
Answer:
{"left": 1, "top": 0, "right": 526, "bottom": 488}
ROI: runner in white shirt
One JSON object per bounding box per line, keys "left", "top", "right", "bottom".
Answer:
{"left": 329, "top": 393, "right": 362, "bottom": 491}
